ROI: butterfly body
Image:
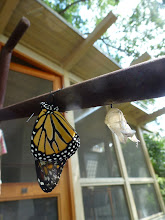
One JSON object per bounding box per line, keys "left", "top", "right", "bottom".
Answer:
{"left": 31, "top": 102, "right": 80, "bottom": 193}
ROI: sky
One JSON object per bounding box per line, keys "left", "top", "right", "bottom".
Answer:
{"left": 79, "top": 0, "right": 142, "bottom": 67}
{"left": 79, "top": 0, "right": 165, "bottom": 67}
{"left": 115, "top": 0, "right": 165, "bottom": 136}
{"left": 114, "top": 0, "right": 140, "bottom": 16}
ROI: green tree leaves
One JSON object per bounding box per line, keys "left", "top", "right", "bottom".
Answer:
{"left": 41, "top": 0, "right": 165, "bottom": 66}
{"left": 144, "top": 132, "right": 165, "bottom": 203}
{"left": 144, "top": 133, "right": 165, "bottom": 177}
{"left": 42, "top": 0, "right": 89, "bottom": 28}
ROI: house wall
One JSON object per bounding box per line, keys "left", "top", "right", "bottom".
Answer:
{"left": 0, "top": 34, "right": 164, "bottom": 220}
{"left": 0, "top": 33, "right": 85, "bottom": 220}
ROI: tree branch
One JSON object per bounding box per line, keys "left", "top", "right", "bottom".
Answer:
{"left": 100, "top": 37, "right": 127, "bottom": 53}
{"left": 59, "top": 0, "right": 86, "bottom": 15}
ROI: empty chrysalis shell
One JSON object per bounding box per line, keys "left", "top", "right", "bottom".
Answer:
{"left": 105, "top": 108, "right": 140, "bottom": 146}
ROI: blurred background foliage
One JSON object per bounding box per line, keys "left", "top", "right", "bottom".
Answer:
{"left": 144, "top": 132, "right": 165, "bottom": 203}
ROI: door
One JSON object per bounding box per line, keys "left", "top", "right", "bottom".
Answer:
{"left": 0, "top": 57, "right": 75, "bottom": 220}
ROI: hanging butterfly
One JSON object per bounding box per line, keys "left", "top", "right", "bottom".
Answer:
{"left": 31, "top": 102, "right": 80, "bottom": 193}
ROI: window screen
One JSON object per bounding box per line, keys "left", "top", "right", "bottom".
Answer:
{"left": 0, "top": 197, "right": 58, "bottom": 220}
{"left": 1, "top": 70, "right": 53, "bottom": 183}
{"left": 132, "top": 184, "right": 161, "bottom": 219}
{"left": 82, "top": 186, "right": 130, "bottom": 220}
{"left": 75, "top": 107, "right": 120, "bottom": 178}
{"left": 121, "top": 135, "right": 150, "bottom": 177}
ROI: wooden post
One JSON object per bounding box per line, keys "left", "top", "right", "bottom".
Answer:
{"left": 112, "top": 133, "right": 139, "bottom": 220}
{"left": 0, "top": 17, "right": 30, "bottom": 108}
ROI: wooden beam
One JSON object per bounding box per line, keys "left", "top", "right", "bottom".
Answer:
{"left": 63, "top": 11, "right": 117, "bottom": 70}
{"left": 138, "top": 107, "right": 165, "bottom": 125}
{"left": 130, "top": 52, "right": 151, "bottom": 66}
{"left": 0, "top": 0, "right": 20, "bottom": 34}
{"left": 0, "top": 56, "right": 165, "bottom": 121}
{"left": 0, "top": 17, "right": 30, "bottom": 108}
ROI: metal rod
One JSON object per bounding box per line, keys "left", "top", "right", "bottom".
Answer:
{"left": 0, "top": 56, "right": 165, "bottom": 121}
{"left": 0, "top": 17, "right": 30, "bottom": 108}
{"left": 0, "top": 49, "right": 12, "bottom": 108}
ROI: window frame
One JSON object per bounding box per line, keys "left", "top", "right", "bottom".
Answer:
{"left": 68, "top": 75, "right": 165, "bottom": 220}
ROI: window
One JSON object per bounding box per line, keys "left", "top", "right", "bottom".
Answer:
{"left": 1, "top": 70, "right": 53, "bottom": 183}
{"left": 132, "top": 184, "right": 161, "bottom": 219}
{"left": 82, "top": 186, "right": 130, "bottom": 220}
{"left": 0, "top": 197, "right": 58, "bottom": 220}
{"left": 75, "top": 107, "right": 120, "bottom": 179}
{"left": 74, "top": 106, "right": 164, "bottom": 220}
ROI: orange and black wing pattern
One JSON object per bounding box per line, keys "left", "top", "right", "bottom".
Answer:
{"left": 31, "top": 102, "right": 80, "bottom": 193}
{"left": 35, "top": 159, "right": 66, "bottom": 193}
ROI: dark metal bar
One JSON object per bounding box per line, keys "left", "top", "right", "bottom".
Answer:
{"left": 0, "top": 17, "right": 30, "bottom": 108}
{"left": 0, "top": 49, "right": 12, "bottom": 108}
{"left": 0, "top": 56, "right": 165, "bottom": 121}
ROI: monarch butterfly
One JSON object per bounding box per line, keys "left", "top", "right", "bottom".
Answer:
{"left": 31, "top": 102, "right": 80, "bottom": 193}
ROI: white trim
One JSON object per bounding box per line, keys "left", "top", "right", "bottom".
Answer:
{"left": 69, "top": 72, "right": 84, "bottom": 84}
{"left": 65, "top": 78, "right": 85, "bottom": 220}
{"left": 112, "top": 133, "right": 139, "bottom": 220}
{"left": 80, "top": 178, "right": 124, "bottom": 186}
{"left": 70, "top": 152, "right": 85, "bottom": 220}
{"left": 80, "top": 177, "right": 155, "bottom": 186}
{"left": 141, "top": 212, "right": 164, "bottom": 220}
{"left": 128, "top": 177, "right": 154, "bottom": 184}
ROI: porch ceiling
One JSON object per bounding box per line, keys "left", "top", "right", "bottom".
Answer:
{"left": 1, "top": 0, "right": 120, "bottom": 80}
